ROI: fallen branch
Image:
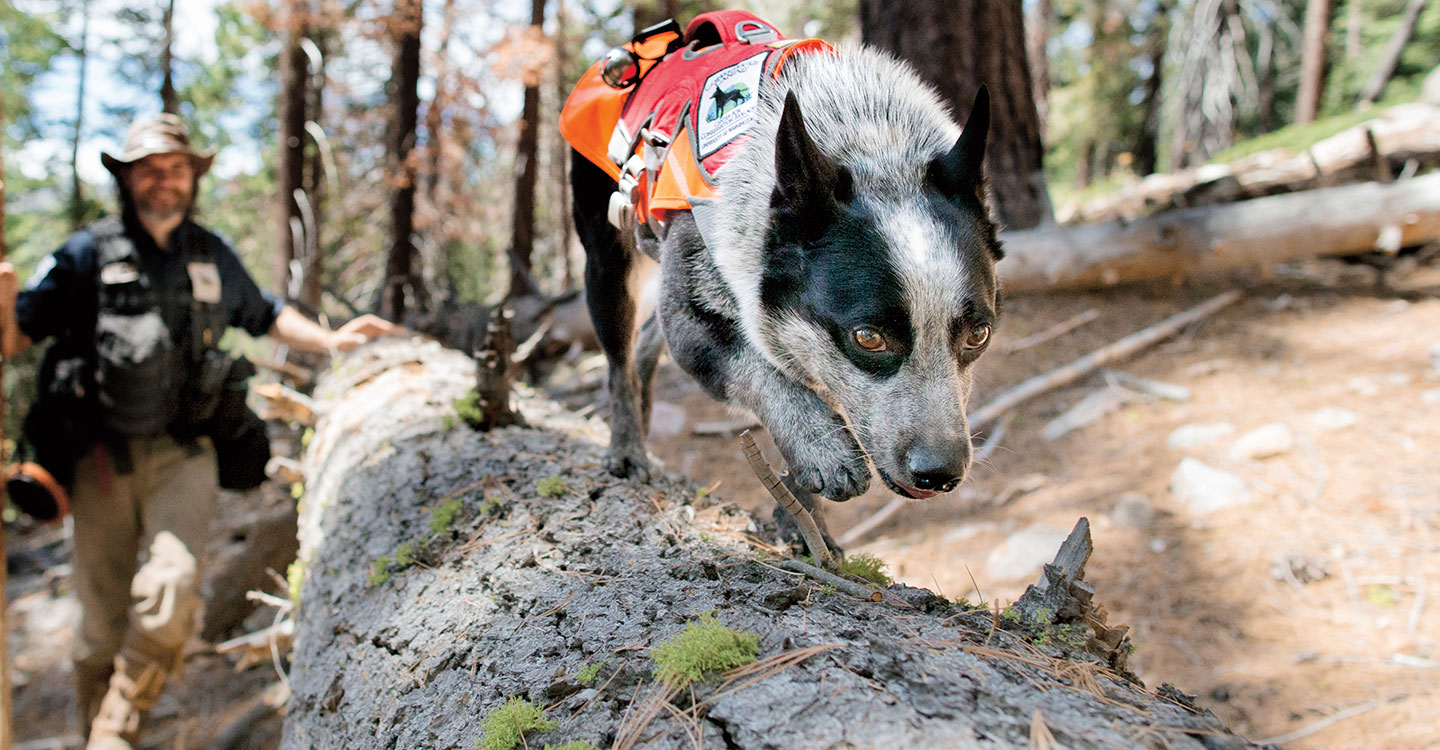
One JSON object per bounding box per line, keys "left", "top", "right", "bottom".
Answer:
{"left": 969, "top": 291, "right": 1242, "bottom": 430}
{"left": 775, "top": 559, "right": 882, "bottom": 602}
{"left": 739, "top": 431, "right": 834, "bottom": 570}
{"left": 1256, "top": 695, "right": 1405, "bottom": 746}
{"left": 1000, "top": 308, "right": 1100, "bottom": 354}
{"left": 692, "top": 418, "right": 762, "bottom": 437}
{"left": 253, "top": 382, "right": 318, "bottom": 426}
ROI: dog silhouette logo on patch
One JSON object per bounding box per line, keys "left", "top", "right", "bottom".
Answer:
{"left": 706, "top": 84, "right": 752, "bottom": 122}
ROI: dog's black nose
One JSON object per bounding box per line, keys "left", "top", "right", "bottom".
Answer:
{"left": 907, "top": 447, "right": 962, "bottom": 493}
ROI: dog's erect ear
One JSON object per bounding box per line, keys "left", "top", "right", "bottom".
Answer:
{"left": 927, "top": 84, "right": 990, "bottom": 200}
{"left": 774, "top": 91, "right": 853, "bottom": 214}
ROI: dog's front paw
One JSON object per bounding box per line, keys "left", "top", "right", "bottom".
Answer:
{"left": 778, "top": 426, "right": 870, "bottom": 501}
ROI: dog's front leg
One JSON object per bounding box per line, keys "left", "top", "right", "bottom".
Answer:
{"left": 725, "top": 358, "right": 871, "bottom": 503}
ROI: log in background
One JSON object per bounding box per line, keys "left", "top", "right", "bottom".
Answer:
{"left": 283, "top": 339, "right": 1263, "bottom": 749}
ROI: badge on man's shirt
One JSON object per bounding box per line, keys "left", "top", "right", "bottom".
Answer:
{"left": 99, "top": 262, "right": 141, "bottom": 285}
{"left": 187, "top": 262, "right": 222, "bottom": 303}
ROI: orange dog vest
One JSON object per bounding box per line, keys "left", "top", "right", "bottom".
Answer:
{"left": 559, "top": 11, "right": 832, "bottom": 230}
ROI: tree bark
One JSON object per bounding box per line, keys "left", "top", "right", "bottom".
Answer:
{"left": 1295, "top": 0, "right": 1332, "bottom": 124}
{"left": 860, "top": 0, "right": 1052, "bottom": 230}
{"left": 160, "top": 0, "right": 178, "bottom": 114}
{"left": 1001, "top": 172, "right": 1440, "bottom": 292}
{"left": 382, "top": 0, "right": 422, "bottom": 322}
{"left": 302, "top": 25, "right": 327, "bottom": 311}
{"left": 282, "top": 338, "right": 1261, "bottom": 749}
{"left": 277, "top": 0, "right": 310, "bottom": 300}
{"left": 508, "top": 0, "right": 546, "bottom": 299}
{"left": 0, "top": 82, "right": 11, "bottom": 750}
{"left": 69, "top": 0, "right": 89, "bottom": 232}
{"left": 1026, "top": 0, "right": 1052, "bottom": 138}
{"left": 1134, "top": 3, "right": 1168, "bottom": 177}
{"left": 1356, "top": 0, "right": 1429, "bottom": 106}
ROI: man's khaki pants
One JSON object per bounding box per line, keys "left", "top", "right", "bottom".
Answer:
{"left": 68, "top": 435, "right": 218, "bottom": 730}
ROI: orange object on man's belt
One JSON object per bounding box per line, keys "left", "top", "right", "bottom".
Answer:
{"left": 559, "top": 10, "right": 832, "bottom": 229}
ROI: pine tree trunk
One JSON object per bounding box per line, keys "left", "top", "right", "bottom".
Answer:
{"left": 1295, "top": 0, "right": 1332, "bottom": 123}
{"left": 508, "top": 0, "right": 546, "bottom": 298}
{"left": 302, "top": 26, "right": 327, "bottom": 311}
{"left": 160, "top": 0, "right": 178, "bottom": 115}
{"left": 277, "top": 0, "right": 310, "bottom": 300}
{"left": 1026, "top": 0, "right": 1052, "bottom": 138}
{"left": 859, "top": 0, "right": 1052, "bottom": 230}
{"left": 1356, "top": 0, "right": 1429, "bottom": 105}
{"left": 0, "top": 78, "right": 11, "bottom": 750}
{"left": 69, "top": 0, "right": 89, "bottom": 232}
{"left": 382, "top": 0, "right": 422, "bottom": 321}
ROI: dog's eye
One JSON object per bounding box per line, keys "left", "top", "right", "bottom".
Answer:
{"left": 962, "top": 325, "right": 991, "bottom": 350}
{"left": 853, "top": 327, "right": 888, "bottom": 352}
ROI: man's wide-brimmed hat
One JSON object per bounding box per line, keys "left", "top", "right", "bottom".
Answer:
{"left": 101, "top": 113, "right": 216, "bottom": 178}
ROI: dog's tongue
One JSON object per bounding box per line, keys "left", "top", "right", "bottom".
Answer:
{"left": 897, "top": 482, "right": 940, "bottom": 500}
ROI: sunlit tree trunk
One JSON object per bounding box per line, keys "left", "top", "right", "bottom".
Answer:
{"left": 1357, "top": 0, "right": 1429, "bottom": 106}
{"left": 382, "top": 0, "right": 422, "bottom": 321}
{"left": 553, "top": 0, "right": 575, "bottom": 291}
{"left": 860, "top": 0, "right": 1052, "bottom": 230}
{"left": 1295, "top": 0, "right": 1332, "bottom": 123}
{"left": 277, "top": 0, "right": 310, "bottom": 300}
{"left": 303, "top": 21, "right": 328, "bottom": 311}
{"left": 1134, "top": 2, "right": 1169, "bottom": 177}
{"left": 160, "top": 0, "right": 177, "bottom": 114}
{"left": 1026, "top": 0, "right": 1052, "bottom": 138}
{"left": 508, "top": 0, "right": 546, "bottom": 298}
{"left": 70, "top": 0, "right": 90, "bottom": 231}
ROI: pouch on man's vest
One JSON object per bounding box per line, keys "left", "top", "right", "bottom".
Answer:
{"left": 559, "top": 10, "right": 832, "bottom": 239}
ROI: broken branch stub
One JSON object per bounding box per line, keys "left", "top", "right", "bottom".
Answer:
{"left": 1012, "top": 518, "right": 1133, "bottom": 670}
{"left": 471, "top": 303, "right": 523, "bottom": 431}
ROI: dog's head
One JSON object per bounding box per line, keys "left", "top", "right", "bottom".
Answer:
{"left": 758, "top": 86, "right": 1001, "bottom": 499}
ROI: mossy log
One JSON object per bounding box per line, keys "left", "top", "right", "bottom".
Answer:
{"left": 283, "top": 338, "right": 1266, "bottom": 750}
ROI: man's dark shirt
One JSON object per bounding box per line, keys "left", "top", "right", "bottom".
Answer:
{"left": 16, "top": 214, "right": 283, "bottom": 347}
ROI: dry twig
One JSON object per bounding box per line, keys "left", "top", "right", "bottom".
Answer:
{"left": 738, "top": 431, "right": 834, "bottom": 569}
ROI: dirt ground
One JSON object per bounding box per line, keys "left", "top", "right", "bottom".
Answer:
{"left": 641, "top": 255, "right": 1440, "bottom": 750}
{"left": 6, "top": 254, "right": 1439, "bottom": 748}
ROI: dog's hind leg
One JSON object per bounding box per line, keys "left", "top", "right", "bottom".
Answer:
{"left": 634, "top": 312, "right": 665, "bottom": 440}
{"left": 572, "top": 149, "right": 653, "bottom": 480}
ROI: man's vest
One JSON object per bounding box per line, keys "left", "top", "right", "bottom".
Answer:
{"left": 559, "top": 11, "right": 832, "bottom": 236}
{"left": 90, "top": 217, "right": 230, "bottom": 436}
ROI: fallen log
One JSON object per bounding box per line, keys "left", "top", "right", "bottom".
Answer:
{"left": 1001, "top": 172, "right": 1440, "bottom": 292}
{"left": 1059, "top": 102, "right": 1440, "bottom": 224}
{"left": 283, "top": 338, "right": 1264, "bottom": 749}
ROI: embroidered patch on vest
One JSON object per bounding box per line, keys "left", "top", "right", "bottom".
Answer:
{"left": 187, "top": 262, "right": 222, "bottom": 303}
{"left": 696, "top": 52, "right": 769, "bottom": 158}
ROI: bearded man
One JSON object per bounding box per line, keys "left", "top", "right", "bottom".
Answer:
{"left": 0, "top": 114, "right": 394, "bottom": 749}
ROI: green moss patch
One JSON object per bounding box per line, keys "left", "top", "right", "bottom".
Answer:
{"left": 652, "top": 612, "right": 759, "bottom": 689}
{"left": 476, "top": 697, "right": 558, "bottom": 750}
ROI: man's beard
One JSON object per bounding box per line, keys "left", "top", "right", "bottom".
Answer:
{"left": 135, "top": 188, "right": 192, "bottom": 223}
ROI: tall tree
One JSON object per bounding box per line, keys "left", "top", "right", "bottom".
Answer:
{"left": 70, "top": 0, "right": 90, "bottom": 230}
{"left": 303, "top": 21, "right": 330, "bottom": 311}
{"left": 277, "top": 0, "right": 310, "bottom": 300}
{"left": 1356, "top": 0, "right": 1430, "bottom": 105}
{"left": 1026, "top": 0, "right": 1053, "bottom": 137}
{"left": 160, "top": 0, "right": 178, "bottom": 114}
{"left": 382, "top": 0, "right": 422, "bottom": 321}
{"left": 860, "top": 0, "right": 1052, "bottom": 230}
{"left": 1295, "top": 0, "right": 1332, "bottom": 123}
{"left": 508, "top": 0, "right": 547, "bottom": 298}
{"left": 1134, "top": 3, "right": 1171, "bottom": 177}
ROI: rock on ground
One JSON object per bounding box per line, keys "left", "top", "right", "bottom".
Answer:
{"left": 1170, "top": 458, "right": 1253, "bottom": 515}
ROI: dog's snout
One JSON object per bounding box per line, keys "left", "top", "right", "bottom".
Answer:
{"left": 905, "top": 445, "right": 967, "bottom": 493}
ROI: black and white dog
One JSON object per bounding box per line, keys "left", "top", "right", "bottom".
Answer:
{"left": 573, "top": 44, "right": 1001, "bottom": 507}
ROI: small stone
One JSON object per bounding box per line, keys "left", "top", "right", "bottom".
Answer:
{"left": 1422, "top": 389, "right": 1440, "bottom": 405}
{"left": 1308, "top": 408, "right": 1358, "bottom": 432}
{"left": 1149, "top": 538, "right": 1168, "bottom": 553}
{"left": 647, "top": 400, "right": 687, "bottom": 439}
{"left": 1229, "top": 423, "right": 1294, "bottom": 461}
{"left": 1269, "top": 552, "right": 1330, "bottom": 584}
{"left": 1429, "top": 340, "right": 1440, "bottom": 373}
{"left": 982, "top": 524, "right": 1071, "bottom": 583}
{"left": 1170, "top": 458, "right": 1252, "bottom": 515}
{"left": 1111, "top": 492, "right": 1155, "bottom": 528}
{"left": 1167, "top": 422, "right": 1235, "bottom": 450}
